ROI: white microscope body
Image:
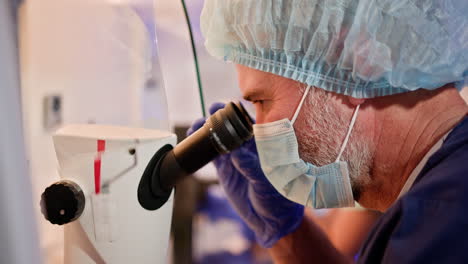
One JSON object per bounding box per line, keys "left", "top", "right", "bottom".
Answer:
{"left": 42, "top": 124, "right": 176, "bottom": 263}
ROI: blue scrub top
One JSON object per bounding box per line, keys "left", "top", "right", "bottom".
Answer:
{"left": 357, "top": 116, "right": 468, "bottom": 263}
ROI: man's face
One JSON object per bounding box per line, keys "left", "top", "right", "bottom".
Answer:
{"left": 236, "top": 64, "right": 374, "bottom": 200}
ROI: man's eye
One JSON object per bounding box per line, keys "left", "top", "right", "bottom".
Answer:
{"left": 252, "top": 100, "right": 263, "bottom": 105}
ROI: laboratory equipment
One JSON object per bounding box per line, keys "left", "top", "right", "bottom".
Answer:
{"left": 40, "top": 124, "right": 176, "bottom": 263}
{"left": 139, "top": 102, "right": 253, "bottom": 211}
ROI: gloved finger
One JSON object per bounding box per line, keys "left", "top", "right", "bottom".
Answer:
{"left": 229, "top": 140, "right": 267, "bottom": 183}
{"left": 213, "top": 153, "right": 247, "bottom": 192}
{"left": 212, "top": 152, "right": 232, "bottom": 170}
{"left": 208, "top": 102, "right": 227, "bottom": 115}
{"left": 187, "top": 117, "right": 206, "bottom": 136}
{"left": 214, "top": 139, "right": 255, "bottom": 172}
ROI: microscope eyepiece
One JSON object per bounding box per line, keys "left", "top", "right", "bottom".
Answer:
{"left": 138, "top": 102, "right": 253, "bottom": 210}
{"left": 207, "top": 101, "right": 252, "bottom": 153}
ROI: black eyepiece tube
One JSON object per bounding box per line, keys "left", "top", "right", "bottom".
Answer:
{"left": 138, "top": 102, "right": 253, "bottom": 210}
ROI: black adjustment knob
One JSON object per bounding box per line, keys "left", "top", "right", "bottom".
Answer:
{"left": 40, "top": 180, "right": 85, "bottom": 225}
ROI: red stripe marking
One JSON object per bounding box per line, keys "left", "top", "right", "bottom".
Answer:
{"left": 94, "top": 140, "right": 106, "bottom": 194}
{"left": 97, "top": 140, "right": 106, "bottom": 152}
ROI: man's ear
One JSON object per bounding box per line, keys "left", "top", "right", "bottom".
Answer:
{"left": 348, "top": 97, "right": 366, "bottom": 106}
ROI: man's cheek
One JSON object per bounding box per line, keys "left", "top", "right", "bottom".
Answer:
{"left": 296, "top": 130, "right": 317, "bottom": 162}
{"left": 292, "top": 115, "right": 314, "bottom": 139}
{"left": 295, "top": 126, "right": 311, "bottom": 154}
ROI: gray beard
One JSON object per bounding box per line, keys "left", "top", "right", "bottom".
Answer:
{"left": 294, "top": 86, "right": 373, "bottom": 200}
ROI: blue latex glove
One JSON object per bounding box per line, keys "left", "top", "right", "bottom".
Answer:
{"left": 187, "top": 102, "right": 304, "bottom": 248}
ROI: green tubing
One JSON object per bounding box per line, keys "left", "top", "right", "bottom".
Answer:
{"left": 181, "top": 0, "right": 206, "bottom": 117}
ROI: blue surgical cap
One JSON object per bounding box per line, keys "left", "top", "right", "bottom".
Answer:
{"left": 201, "top": 0, "right": 468, "bottom": 98}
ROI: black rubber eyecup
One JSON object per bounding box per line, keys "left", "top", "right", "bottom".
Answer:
{"left": 137, "top": 144, "right": 173, "bottom": 211}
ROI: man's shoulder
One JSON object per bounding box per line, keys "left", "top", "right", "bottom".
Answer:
{"left": 409, "top": 116, "right": 468, "bottom": 204}
{"left": 357, "top": 117, "right": 468, "bottom": 263}
{"left": 359, "top": 192, "right": 468, "bottom": 263}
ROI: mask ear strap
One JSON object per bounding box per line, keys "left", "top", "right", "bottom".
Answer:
{"left": 291, "top": 85, "right": 311, "bottom": 125}
{"left": 336, "top": 104, "right": 360, "bottom": 162}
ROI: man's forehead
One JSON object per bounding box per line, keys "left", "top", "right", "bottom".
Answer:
{"left": 236, "top": 64, "right": 303, "bottom": 101}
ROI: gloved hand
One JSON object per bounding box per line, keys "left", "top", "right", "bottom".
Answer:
{"left": 187, "top": 102, "right": 304, "bottom": 248}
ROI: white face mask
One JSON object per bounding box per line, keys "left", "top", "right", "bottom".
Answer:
{"left": 253, "top": 86, "right": 360, "bottom": 208}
